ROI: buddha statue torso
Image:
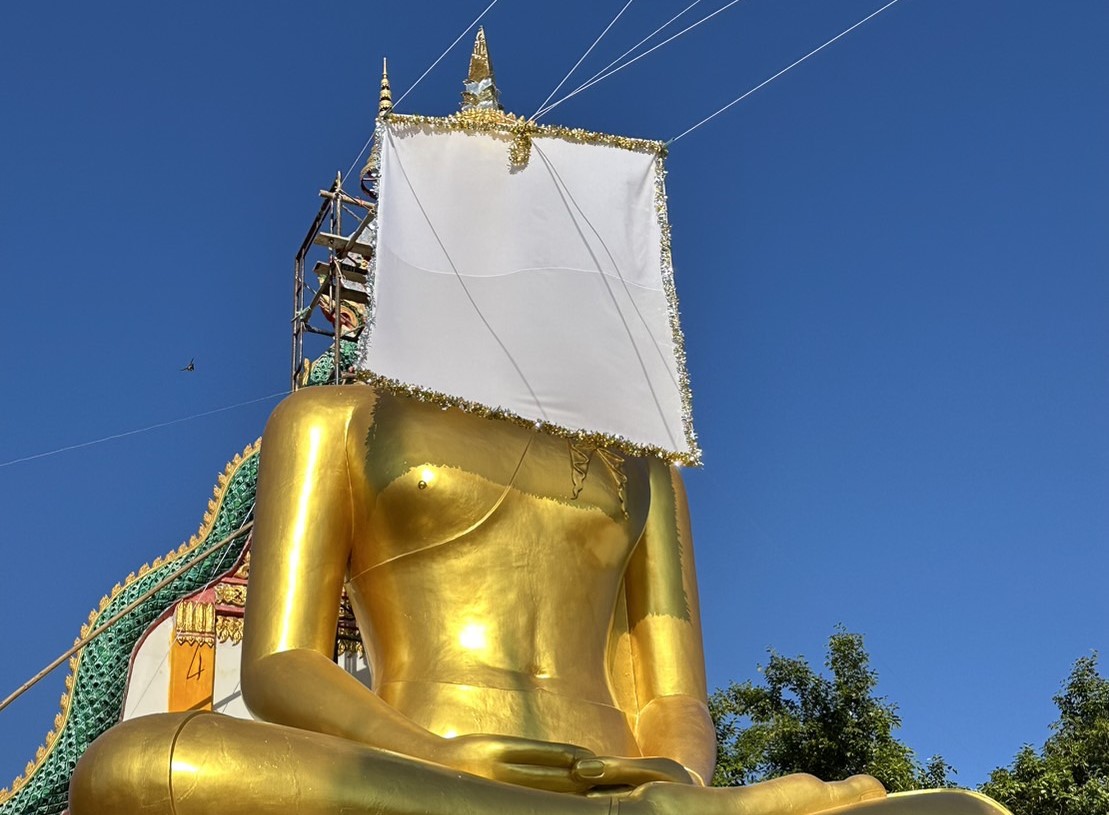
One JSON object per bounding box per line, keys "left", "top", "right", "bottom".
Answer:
{"left": 347, "top": 393, "right": 651, "bottom": 755}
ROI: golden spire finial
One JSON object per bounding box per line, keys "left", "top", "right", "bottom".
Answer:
{"left": 379, "top": 57, "right": 393, "bottom": 118}
{"left": 461, "top": 27, "right": 502, "bottom": 112}
{"left": 468, "top": 27, "right": 493, "bottom": 83}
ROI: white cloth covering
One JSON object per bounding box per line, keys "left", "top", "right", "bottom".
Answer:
{"left": 358, "top": 120, "right": 696, "bottom": 461}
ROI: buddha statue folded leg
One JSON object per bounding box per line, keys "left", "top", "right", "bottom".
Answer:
{"left": 626, "top": 779, "right": 1012, "bottom": 815}
{"left": 70, "top": 712, "right": 1010, "bottom": 815}
{"left": 68, "top": 712, "right": 613, "bottom": 815}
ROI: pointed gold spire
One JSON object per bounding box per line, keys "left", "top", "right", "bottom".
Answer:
{"left": 378, "top": 57, "right": 393, "bottom": 118}
{"left": 461, "top": 27, "right": 502, "bottom": 112}
{"left": 468, "top": 27, "right": 493, "bottom": 84}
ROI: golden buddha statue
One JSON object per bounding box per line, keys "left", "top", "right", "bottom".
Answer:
{"left": 68, "top": 34, "right": 1011, "bottom": 815}
{"left": 68, "top": 387, "right": 1008, "bottom": 815}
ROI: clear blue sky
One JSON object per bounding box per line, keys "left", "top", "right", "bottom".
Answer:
{"left": 1, "top": 0, "right": 1106, "bottom": 791}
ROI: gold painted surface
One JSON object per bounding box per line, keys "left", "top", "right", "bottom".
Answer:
{"left": 461, "top": 27, "right": 502, "bottom": 112}
{"left": 173, "top": 600, "right": 216, "bottom": 646}
{"left": 467, "top": 27, "right": 495, "bottom": 84}
{"left": 69, "top": 389, "right": 1012, "bottom": 815}
{"left": 211, "top": 573, "right": 362, "bottom": 650}
{"left": 0, "top": 441, "right": 260, "bottom": 806}
{"left": 378, "top": 58, "right": 392, "bottom": 118}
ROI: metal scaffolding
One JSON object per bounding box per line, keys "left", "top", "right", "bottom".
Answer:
{"left": 290, "top": 168, "right": 377, "bottom": 391}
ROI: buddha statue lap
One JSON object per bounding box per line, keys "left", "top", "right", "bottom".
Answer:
{"left": 68, "top": 386, "right": 1010, "bottom": 815}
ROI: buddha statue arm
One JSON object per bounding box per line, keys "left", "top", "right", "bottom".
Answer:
{"left": 241, "top": 387, "right": 447, "bottom": 760}
{"left": 622, "top": 460, "right": 717, "bottom": 785}
{"left": 241, "top": 387, "right": 599, "bottom": 792}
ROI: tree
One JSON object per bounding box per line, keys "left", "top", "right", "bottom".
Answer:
{"left": 979, "top": 655, "right": 1109, "bottom": 815}
{"left": 709, "top": 628, "right": 954, "bottom": 791}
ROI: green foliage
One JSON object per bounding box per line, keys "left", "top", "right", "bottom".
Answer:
{"left": 979, "top": 655, "right": 1109, "bottom": 815}
{"left": 709, "top": 628, "right": 952, "bottom": 792}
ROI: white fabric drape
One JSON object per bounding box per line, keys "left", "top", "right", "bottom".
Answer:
{"left": 358, "top": 122, "right": 696, "bottom": 461}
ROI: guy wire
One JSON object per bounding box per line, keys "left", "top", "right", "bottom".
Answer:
{"left": 560, "top": 0, "right": 704, "bottom": 111}
{"left": 0, "top": 391, "right": 288, "bottom": 471}
{"left": 342, "top": 0, "right": 502, "bottom": 183}
{"left": 531, "top": 0, "right": 638, "bottom": 120}
{"left": 534, "top": 0, "right": 746, "bottom": 121}
{"left": 668, "top": 0, "right": 906, "bottom": 145}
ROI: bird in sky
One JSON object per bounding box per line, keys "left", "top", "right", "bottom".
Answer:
{"left": 181, "top": 359, "right": 195, "bottom": 372}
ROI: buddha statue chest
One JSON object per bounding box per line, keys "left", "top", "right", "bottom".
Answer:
{"left": 340, "top": 394, "right": 651, "bottom": 750}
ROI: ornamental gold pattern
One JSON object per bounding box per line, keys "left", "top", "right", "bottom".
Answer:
{"left": 173, "top": 601, "right": 216, "bottom": 646}
{"left": 215, "top": 617, "right": 244, "bottom": 645}
{"left": 215, "top": 583, "right": 247, "bottom": 607}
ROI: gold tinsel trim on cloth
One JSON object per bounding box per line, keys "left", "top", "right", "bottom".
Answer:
{"left": 0, "top": 440, "right": 261, "bottom": 805}
{"left": 382, "top": 110, "right": 666, "bottom": 169}
{"left": 653, "top": 153, "right": 699, "bottom": 463}
{"left": 355, "top": 371, "right": 699, "bottom": 467}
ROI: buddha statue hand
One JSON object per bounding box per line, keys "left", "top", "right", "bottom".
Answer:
{"left": 430, "top": 734, "right": 694, "bottom": 794}
{"left": 430, "top": 733, "right": 594, "bottom": 792}
{"left": 572, "top": 756, "right": 696, "bottom": 792}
